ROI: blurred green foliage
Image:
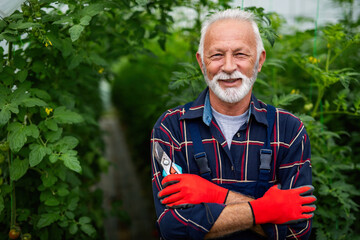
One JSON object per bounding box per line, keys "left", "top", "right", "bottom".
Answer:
{"left": 112, "top": 1, "right": 360, "bottom": 239}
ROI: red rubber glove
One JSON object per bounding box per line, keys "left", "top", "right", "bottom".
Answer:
{"left": 158, "top": 174, "right": 229, "bottom": 208}
{"left": 249, "top": 185, "right": 316, "bottom": 225}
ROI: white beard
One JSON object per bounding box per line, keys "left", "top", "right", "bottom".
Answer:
{"left": 204, "top": 66, "right": 258, "bottom": 104}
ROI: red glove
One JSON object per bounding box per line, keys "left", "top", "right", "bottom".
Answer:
{"left": 158, "top": 174, "right": 229, "bottom": 208}
{"left": 249, "top": 185, "right": 316, "bottom": 225}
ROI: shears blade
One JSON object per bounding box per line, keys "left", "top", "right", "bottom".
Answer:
{"left": 153, "top": 142, "right": 182, "bottom": 176}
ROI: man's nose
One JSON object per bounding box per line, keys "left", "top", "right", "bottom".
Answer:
{"left": 222, "top": 54, "right": 236, "bottom": 74}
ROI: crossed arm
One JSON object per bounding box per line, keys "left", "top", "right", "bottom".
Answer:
{"left": 205, "top": 191, "right": 266, "bottom": 239}
{"left": 159, "top": 174, "right": 316, "bottom": 239}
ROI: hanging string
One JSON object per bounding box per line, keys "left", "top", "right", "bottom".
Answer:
{"left": 241, "top": 0, "right": 244, "bottom": 10}
{"left": 312, "top": 0, "right": 324, "bottom": 127}
{"left": 311, "top": 0, "right": 320, "bottom": 101}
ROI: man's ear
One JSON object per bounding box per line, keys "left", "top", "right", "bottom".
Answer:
{"left": 196, "top": 52, "right": 204, "bottom": 74}
{"left": 257, "top": 50, "right": 266, "bottom": 72}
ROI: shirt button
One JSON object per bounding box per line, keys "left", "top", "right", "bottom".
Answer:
{"left": 236, "top": 133, "right": 241, "bottom": 137}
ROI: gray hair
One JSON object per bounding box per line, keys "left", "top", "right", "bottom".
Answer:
{"left": 198, "top": 9, "right": 264, "bottom": 62}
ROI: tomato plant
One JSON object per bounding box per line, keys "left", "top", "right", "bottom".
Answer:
{"left": 0, "top": 0, "right": 199, "bottom": 238}
{"left": 8, "top": 226, "right": 20, "bottom": 239}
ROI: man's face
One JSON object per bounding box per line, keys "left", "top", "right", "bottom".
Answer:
{"left": 197, "top": 19, "right": 265, "bottom": 104}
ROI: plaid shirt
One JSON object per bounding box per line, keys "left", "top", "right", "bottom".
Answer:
{"left": 151, "top": 88, "right": 313, "bottom": 240}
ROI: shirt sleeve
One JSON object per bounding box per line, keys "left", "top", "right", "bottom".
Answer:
{"left": 151, "top": 116, "right": 225, "bottom": 240}
{"left": 262, "top": 120, "right": 313, "bottom": 240}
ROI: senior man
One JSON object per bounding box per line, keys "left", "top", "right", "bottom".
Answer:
{"left": 151, "top": 9, "right": 316, "bottom": 240}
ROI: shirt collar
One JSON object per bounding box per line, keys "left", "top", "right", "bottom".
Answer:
{"left": 180, "top": 88, "right": 268, "bottom": 127}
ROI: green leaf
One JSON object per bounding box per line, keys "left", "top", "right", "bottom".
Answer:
{"left": 45, "top": 118, "right": 59, "bottom": 131}
{"left": 21, "top": 98, "right": 47, "bottom": 107}
{"left": 49, "top": 154, "right": 58, "bottom": 164}
{"left": 26, "top": 124, "right": 40, "bottom": 138}
{"left": 272, "top": 93, "right": 303, "bottom": 107}
{"left": 53, "top": 107, "right": 83, "bottom": 124}
{"left": 81, "top": 4, "right": 104, "bottom": 17}
{"left": 58, "top": 187, "right": 70, "bottom": 197}
{"left": 60, "top": 39, "right": 74, "bottom": 58}
{"left": 40, "top": 190, "right": 51, "bottom": 202}
{"left": 53, "top": 16, "right": 73, "bottom": 25}
{"left": 17, "top": 70, "right": 28, "bottom": 82}
{"left": 30, "top": 88, "right": 51, "bottom": 101}
{"left": 58, "top": 220, "right": 68, "bottom": 228}
{"left": 31, "top": 60, "right": 45, "bottom": 73}
{"left": 67, "top": 195, "right": 79, "bottom": 211}
{"left": 37, "top": 213, "right": 60, "bottom": 228}
{"left": 69, "top": 25, "right": 84, "bottom": 42}
{"left": 69, "top": 223, "right": 78, "bottom": 234}
{"left": 135, "top": 0, "right": 148, "bottom": 5}
{"left": 80, "top": 15, "right": 92, "bottom": 26}
{"left": 41, "top": 174, "right": 57, "bottom": 187}
{"left": 44, "top": 196, "right": 60, "bottom": 206}
{"left": 57, "top": 136, "right": 79, "bottom": 151}
{"left": 45, "top": 127, "right": 63, "bottom": 142}
{"left": 60, "top": 150, "right": 82, "bottom": 173}
{"left": 9, "top": 22, "right": 41, "bottom": 29}
{"left": 89, "top": 53, "right": 107, "bottom": 66}
{"left": 79, "top": 216, "right": 91, "bottom": 224}
{"left": 68, "top": 54, "right": 82, "bottom": 69}
{"left": 29, "top": 144, "right": 51, "bottom": 167}
{"left": 65, "top": 211, "right": 75, "bottom": 219}
{"left": 0, "top": 107, "right": 11, "bottom": 126}
{"left": 261, "top": 26, "right": 278, "bottom": 47}
{"left": 10, "top": 157, "right": 29, "bottom": 181}
{"left": 80, "top": 223, "right": 96, "bottom": 237}
{"left": 0, "top": 33, "right": 17, "bottom": 42}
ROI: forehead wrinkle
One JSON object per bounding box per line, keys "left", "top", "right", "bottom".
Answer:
{"left": 204, "top": 19, "right": 256, "bottom": 54}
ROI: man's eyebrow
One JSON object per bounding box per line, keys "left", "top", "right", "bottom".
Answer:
{"left": 233, "top": 47, "right": 251, "bottom": 53}
{"left": 208, "top": 47, "right": 251, "bottom": 53}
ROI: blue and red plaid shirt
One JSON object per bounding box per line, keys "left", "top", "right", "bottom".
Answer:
{"left": 151, "top": 88, "right": 313, "bottom": 240}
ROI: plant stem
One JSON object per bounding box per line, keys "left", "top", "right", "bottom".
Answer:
{"left": 7, "top": 42, "right": 13, "bottom": 65}
{"left": 312, "top": 86, "right": 325, "bottom": 117}
{"left": 325, "top": 48, "right": 331, "bottom": 72}
{"left": 8, "top": 152, "right": 16, "bottom": 227}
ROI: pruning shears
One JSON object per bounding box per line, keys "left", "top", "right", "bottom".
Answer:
{"left": 154, "top": 142, "right": 182, "bottom": 177}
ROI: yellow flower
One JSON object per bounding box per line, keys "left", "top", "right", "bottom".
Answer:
{"left": 291, "top": 89, "right": 300, "bottom": 95}
{"left": 308, "top": 56, "right": 320, "bottom": 64}
{"left": 327, "top": 43, "right": 331, "bottom": 48}
{"left": 45, "top": 39, "right": 52, "bottom": 47}
{"left": 98, "top": 67, "right": 104, "bottom": 74}
{"left": 45, "top": 107, "right": 53, "bottom": 116}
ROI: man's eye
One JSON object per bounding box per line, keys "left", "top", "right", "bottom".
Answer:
{"left": 211, "top": 54, "right": 222, "bottom": 57}
{"left": 235, "top": 53, "right": 245, "bottom": 56}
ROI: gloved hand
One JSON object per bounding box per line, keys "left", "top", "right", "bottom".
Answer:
{"left": 249, "top": 185, "right": 316, "bottom": 225}
{"left": 158, "top": 174, "right": 229, "bottom": 208}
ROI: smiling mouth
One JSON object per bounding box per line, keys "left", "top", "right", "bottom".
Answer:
{"left": 219, "top": 78, "right": 241, "bottom": 83}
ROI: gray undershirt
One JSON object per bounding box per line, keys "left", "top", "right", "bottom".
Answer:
{"left": 211, "top": 107, "right": 249, "bottom": 150}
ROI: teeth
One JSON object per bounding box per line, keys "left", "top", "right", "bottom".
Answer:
{"left": 221, "top": 79, "right": 238, "bottom": 83}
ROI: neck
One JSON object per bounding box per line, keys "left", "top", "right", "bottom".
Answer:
{"left": 209, "top": 90, "right": 252, "bottom": 116}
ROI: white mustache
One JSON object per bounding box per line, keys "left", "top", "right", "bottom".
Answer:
{"left": 213, "top": 71, "right": 247, "bottom": 81}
